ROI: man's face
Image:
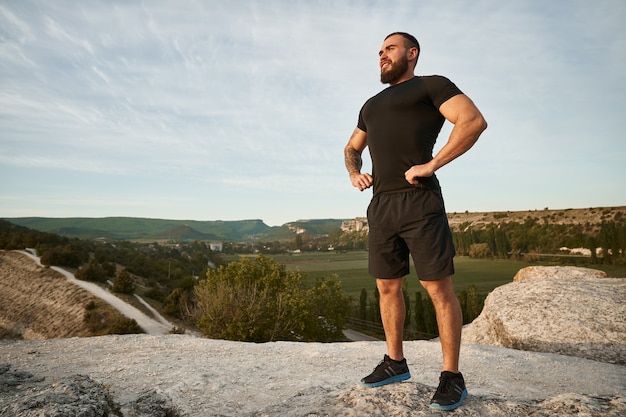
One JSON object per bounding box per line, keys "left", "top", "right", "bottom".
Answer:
{"left": 379, "top": 35, "right": 411, "bottom": 85}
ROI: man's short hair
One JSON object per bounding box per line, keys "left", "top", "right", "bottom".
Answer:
{"left": 385, "top": 32, "right": 420, "bottom": 65}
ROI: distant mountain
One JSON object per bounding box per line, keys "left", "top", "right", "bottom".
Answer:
{"left": 5, "top": 207, "right": 625, "bottom": 242}
{"left": 2, "top": 217, "right": 347, "bottom": 242}
{"left": 161, "top": 225, "right": 220, "bottom": 241}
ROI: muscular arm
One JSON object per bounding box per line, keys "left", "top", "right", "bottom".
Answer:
{"left": 405, "top": 94, "right": 487, "bottom": 183}
{"left": 344, "top": 127, "right": 373, "bottom": 191}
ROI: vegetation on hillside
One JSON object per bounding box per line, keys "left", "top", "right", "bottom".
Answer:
{"left": 0, "top": 250, "right": 143, "bottom": 339}
{"left": 1, "top": 206, "right": 624, "bottom": 342}
{"left": 334, "top": 209, "right": 626, "bottom": 265}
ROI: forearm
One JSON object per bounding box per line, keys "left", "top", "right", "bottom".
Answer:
{"left": 431, "top": 116, "right": 487, "bottom": 172}
{"left": 344, "top": 127, "right": 373, "bottom": 191}
{"left": 405, "top": 115, "right": 486, "bottom": 184}
{"left": 344, "top": 146, "right": 363, "bottom": 174}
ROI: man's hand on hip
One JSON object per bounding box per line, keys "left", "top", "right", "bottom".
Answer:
{"left": 405, "top": 163, "right": 435, "bottom": 185}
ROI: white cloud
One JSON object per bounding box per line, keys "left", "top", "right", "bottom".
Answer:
{"left": 0, "top": 0, "right": 624, "bottom": 225}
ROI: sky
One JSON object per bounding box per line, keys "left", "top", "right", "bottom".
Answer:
{"left": 1, "top": 1, "right": 625, "bottom": 227}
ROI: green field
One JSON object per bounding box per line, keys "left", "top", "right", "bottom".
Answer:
{"left": 225, "top": 251, "right": 626, "bottom": 300}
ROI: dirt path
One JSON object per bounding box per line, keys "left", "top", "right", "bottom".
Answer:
{"left": 16, "top": 250, "right": 172, "bottom": 335}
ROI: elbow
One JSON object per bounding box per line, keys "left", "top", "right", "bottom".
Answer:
{"left": 477, "top": 112, "right": 488, "bottom": 132}
{"left": 479, "top": 118, "right": 488, "bottom": 134}
{"left": 474, "top": 114, "right": 488, "bottom": 137}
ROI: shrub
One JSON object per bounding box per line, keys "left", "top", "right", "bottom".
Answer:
{"left": 163, "top": 288, "right": 191, "bottom": 318}
{"left": 191, "top": 255, "right": 349, "bottom": 342}
{"left": 112, "top": 269, "right": 135, "bottom": 294}
{"left": 83, "top": 300, "right": 143, "bottom": 336}
{"left": 76, "top": 260, "right": 107, "bottom": 283}
{"left": 469, "top": 243, "right": 491, "bottom": 258}
{"left": 109, "top": 317, "right": 143, "bottom": 335}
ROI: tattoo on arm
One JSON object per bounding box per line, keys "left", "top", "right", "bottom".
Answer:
{"left": 344, "top": 147, "right": 362, "bottom": 174}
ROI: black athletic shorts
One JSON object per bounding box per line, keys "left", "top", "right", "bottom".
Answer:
{"left": 367, "top": 188, "right": 455, "bottom": 281}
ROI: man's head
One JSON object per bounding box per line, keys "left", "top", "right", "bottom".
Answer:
{"left": 379, "top": 32, "right": 420, "bottom": 85}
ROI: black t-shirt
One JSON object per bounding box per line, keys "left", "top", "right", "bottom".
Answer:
{"left": 357, "top": 75, "right": 462, "bottom": 196}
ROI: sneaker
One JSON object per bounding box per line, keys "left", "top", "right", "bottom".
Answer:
{"left": 429, "top": 371, "right": 468, "bottom": 411}
{"left": 360, "top": 354, "right": 411, "bottom": 388}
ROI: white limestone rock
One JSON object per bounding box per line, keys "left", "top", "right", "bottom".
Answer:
{"left": 463, "top": 266, "right": 626, "bottom": 364}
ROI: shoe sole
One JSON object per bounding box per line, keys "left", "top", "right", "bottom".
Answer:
{"left": 429, "top": 389, "right": 468, "bottom": 411}
{"left": 360, "top": 372, "right": 411, "bottom": 388}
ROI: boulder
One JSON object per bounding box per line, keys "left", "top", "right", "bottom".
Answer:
{"left": 463, "top": 266, "right": 626, "bottom": 364}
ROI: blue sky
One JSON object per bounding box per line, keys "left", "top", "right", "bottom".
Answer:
{"left": 1, "top": 1, "right": 624, "bottom": 226}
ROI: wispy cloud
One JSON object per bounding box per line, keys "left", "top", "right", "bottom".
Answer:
{"left": 1, "top": 0, "right": 624, "bottom": 225}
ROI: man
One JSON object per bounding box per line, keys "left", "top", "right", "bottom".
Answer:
{"left": 344, "top": 32, "right": 487, "bottom": 411}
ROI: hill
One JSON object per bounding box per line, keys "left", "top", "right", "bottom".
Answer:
{"left": 7, "top": 207, "right": 623, "bottom": 243}
{"left": 0, "top": 251, "right": 139, "bottom": 339}
{"left": 2, "top": 217, "right": 346, "bottom": 242}
{"left": 446, "top": 206, "right": 625, "bottom": 232}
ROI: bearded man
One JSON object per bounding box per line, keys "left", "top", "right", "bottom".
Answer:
{"left": 344, "top": 32, "right": 487, "bottom": 411}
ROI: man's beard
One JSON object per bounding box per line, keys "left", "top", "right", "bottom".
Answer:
{"left": 380, "top": 55, "right": 409, "bottom": 84}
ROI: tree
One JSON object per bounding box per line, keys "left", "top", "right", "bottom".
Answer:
{"left": 402, "top": 280, "right": 411, "bottom": 329}
{"left": 192, "top": 255, "right": 349, "bottom": 342}
{"left": 494, "top": 227, "right": 510, "bottom": 258}
{"left": 163, "top": 288, "right": 191, "bottom": 318}
{"left": 461, "top": 285, "right": 482, "bottom": 324}
{"left": 39, "top": 244, "right": 84, "bottom": 268}
{"left": 303, "top": 276, "right": 350, "bottom": 341}
{"left": 112, "top": 268, "right": 136, "bottom": 294}
{"left": 423, "top": 296, "right": 437, "bottom": 337}
{"left": 414, "top": 291, "right": 427, "bottom": 335}
{"left": 359, "top": 288, "right": 368, "bottom": 320}
{"left": 75, "top": 260, "right": 107, "bottom": 283}
{"left": 372, "top": 287, "right": 381, "bottom": 324}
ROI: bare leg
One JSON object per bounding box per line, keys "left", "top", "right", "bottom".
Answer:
{"left": 420, "top": 276, "right": 463, "bottom": 372}
{"left": 376, "top": 277, "right": 406, "bottom": 361}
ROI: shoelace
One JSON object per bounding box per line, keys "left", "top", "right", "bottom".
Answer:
{"left": 371, "top": 359, "right": 386, "bottom": 371}
{"left": 436, "top": 375, "right": 453, "bottom": 394}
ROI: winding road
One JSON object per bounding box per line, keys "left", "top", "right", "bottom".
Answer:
{"left": 17, "top": 250, "right": 173, "bottom": 335}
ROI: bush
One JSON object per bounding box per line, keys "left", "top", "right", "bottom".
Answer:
{"left": 469, "top": 243, "right": 491, "bottom": 258}
{"left": 83, "top": 300, "right": 143, "bottom": 336}
{"left": 109, "top": 317, "right": 143, "bottom": 334}
{"left": 163, "top": 288, "right": 191, "bottom": 318}
{"left": 192, "top": 255, "right": 349, "bottom": 342}
{"left": 75, "top": 260, "right": 107, "bottom": 283}
{"left": 112, "top": 269, "right": 136, "bottom": 294}
{"left": 39, "top": 245, "right": 84, "bottom": 268}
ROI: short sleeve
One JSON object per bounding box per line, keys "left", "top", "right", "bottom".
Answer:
{"left": 357, "top": 106, "right": 367, "bottom": 132}
{"left": 425, "top": 76, "right": 463, "bottom": 109}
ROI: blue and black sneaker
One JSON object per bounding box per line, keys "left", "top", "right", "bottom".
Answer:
{"left": 360, "top": 354, "right": 411, "bottom": 388}
{"left": 429, "top": 371, "right": 468, "bottom": 411}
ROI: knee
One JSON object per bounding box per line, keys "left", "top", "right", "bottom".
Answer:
{"left": 421, "top": 277, "right": 455, "bottom": 302}
{"left": 376, "top": 278, "right": 403, "bottom": 296}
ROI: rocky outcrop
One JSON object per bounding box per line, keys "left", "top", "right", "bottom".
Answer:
{"left": 463, "top": 266, "right": 626, "bottom": 364}
{"left": 2, "top": 335, "right": 625, "bottom": 417}
{"left": 340, "top": 217, "right": 369, "bottom": 233}
{"left": 0, "top": 363, "right": 178, "bottom": 417}
{"left": 2, "top": 262, "right": 625, "bottom": 416}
